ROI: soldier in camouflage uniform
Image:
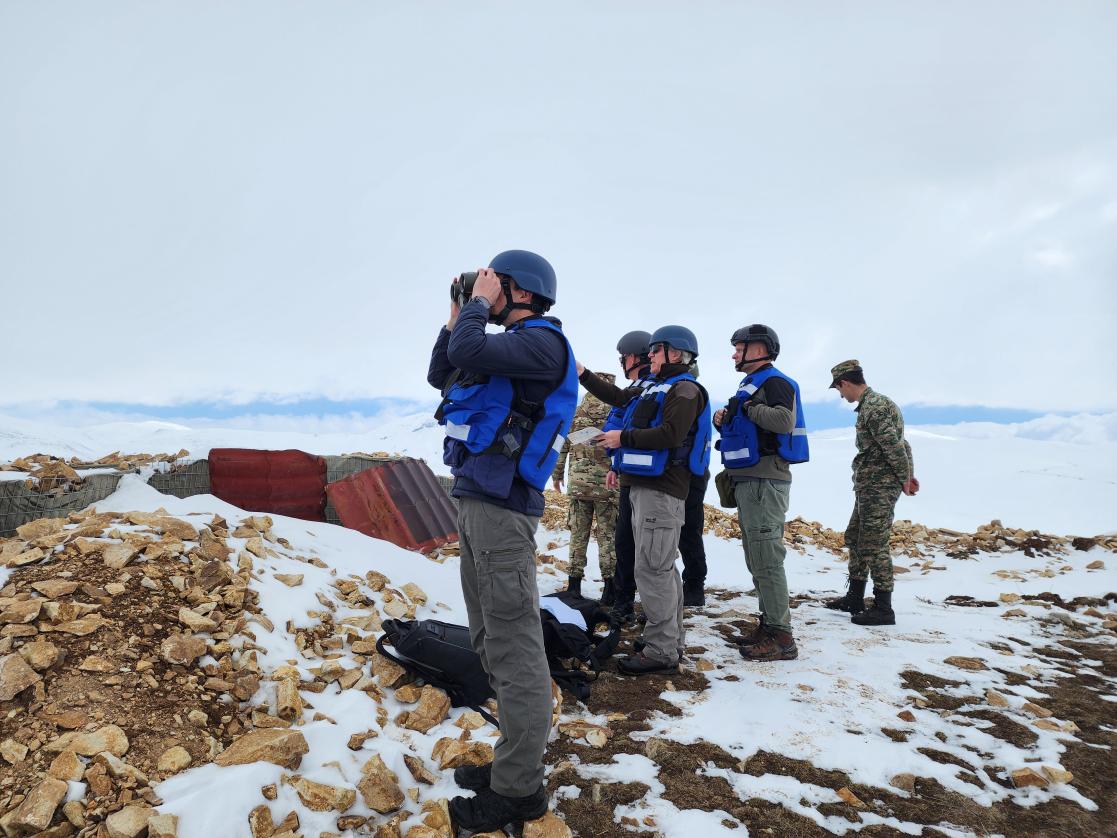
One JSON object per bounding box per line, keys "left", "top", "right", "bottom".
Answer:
{"left": 826, "top": 360, "right": 919, "bottom": 626}
{"left": 552, "top": 374, "right": 620, "bottom": 602}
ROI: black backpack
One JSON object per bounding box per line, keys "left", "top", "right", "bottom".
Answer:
{"left": 376, "top": 594, "right": 620, "bottom": 721}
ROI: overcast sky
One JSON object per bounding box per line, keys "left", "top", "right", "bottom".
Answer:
{"left": 2, "top": 0, "right": 1114, "bottom": 419}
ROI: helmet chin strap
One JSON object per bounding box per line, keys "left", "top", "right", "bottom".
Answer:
{"left": 735, "top": 353, "right": 773, "bottom": 373}
{"left": 625, "top": 355, "right": 651, "bottom": 378}
{"left": 489, "top": 280, "right": 535, "bottom": 325}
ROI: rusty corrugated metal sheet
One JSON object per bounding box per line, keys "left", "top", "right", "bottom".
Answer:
{"left": 209, "top": 448, "right": 327, "bottom": 522}
{"left": 326, "top": 457, "right": 458, "bottom": 552}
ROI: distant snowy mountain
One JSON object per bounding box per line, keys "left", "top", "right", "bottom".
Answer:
{"left": 1, "top": 411, "right": 1114, "bottom": 535}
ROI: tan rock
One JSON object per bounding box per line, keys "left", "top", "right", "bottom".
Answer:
{"left": 1086, "top": 559, "right": 1105, "bottom": 570}
{"left": 215, "top": 729, "right": 309, "bottom": 769}
{"left": 274, "top": 573, "right": 304, "bottom": 587}
{"left": 944, "top": 656, "right": 988, "bottom": 671}
{"left": 161, "top": 634, "right": 208, "bottom": 665}
{"left": 372, "top": 652, "right": 412, "bottom": 689}
{"left": 337, "top": 816, "right": 369, "bottom": 832}
{"left": 102, "top": 543, "right": 139, "bottom": 569}
{"left": 401, "top": 582, "right": 428, "bottom": 605}
{"left": 522, "top": 810, "right": 573, "bottom": 838}
{"left": 1022, "top": 701, "right": 1053, "bottom": 718}
{"left": 402, "top": 685, "right": 451, "bottom": 733}
{"left": 404, "top": 754, "right": 440, "bottom": 785}
{"left": 1, "top": 738, "right": 28, "bottom": 764}
{"left": 48, "top": 749, "right": 85, "bottom": 781}
{"left": 999, "top": 593, "right": 1022, "bottom": 604}
{"left": 454, "top": 711, "right": 488, "bottom": 731}
{"left": 44, "top": 615, "right": 109, "bottom": 636}
{"left": 1011, "top": 767, "right": 1049, "bottom": 788}
{"left": 3, "top": 546, "right": 46, "bottom": 567}
{"left": 985, "top": 689, "right": 1010, "bottom": 708}
{"left": 62, "top": 800, "right": 86, "bottom": 828}
{"left": 420, "top": 798, "right": 452, "bottom": 833}
{"left": 157, "top": 745, "right": 192, "bottom": 773}
{"left": 1041, "top": 765, "right": 1074, "bottom": 784}
{"left": 9, "top": 776, "right": 69, "bottom": 833}
{"left": 383, "top": 598, "right": 410, "bottom": 619}
{"left": 18, "top": 639, "right": 62, "bottom": 671}
{"left": 16, "top": 517, "right": 66, "bottom": 540}
{"left": 62, "top": 724, "right": 130, "bottom": 757}
{"left": 431, "top": 737, "right": 494, "bottom": 770}
{"left": 178, "top": 607, "right": 218, "bottom": 632}
{"left": 358, "top": 754, "right": 404, "bottom": 814}
{"left": 395, "top": 684, "right": 423, "bottom": 703}
{"left": 0, "top": 598, "right": 42, "bottom": 624}
{"left": 148, "top": 813, "right": 180, "bottom": 838}
{"left": 95, "top": 751, "right": 150, "bottom": 784}
{"left": 245, "top": 537, "right": 268, "bottom": 558}
{"left": 248, "top": 804, "right": 274, "bottom": 838}
{"left": 294, "top": 777, "right": 356, "bottom": 812}
{"left": 0, "top": 652, "right": 42, "bottom": 700}
{"left": 366, "top": 570, "right": 389, "bottom": 591}
{"left": 276, "top": 677, "right": 302, "bottom": 722}
{"left": 836, "top": 787, "right": 866, "bottom": 808}
{"left": 78, "top": 654, "right": 116, "bottom": 672}
{"left": 889, "top": 773, "right": 916, "bottom": 793}
{"left": 1033, "top": 719, "right": 1063, "bottom": 731}
{"left": 105, "top": 803, "right": 154, "bottom": 838}
{"left": 155, "top": 516, "right": 198, "bottom": 541}
{"left": 348, "top": 730, "right": 378, "bottom": 750}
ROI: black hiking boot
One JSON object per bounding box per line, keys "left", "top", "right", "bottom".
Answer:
{"left": 617, "top": 651, "right": 679, "bottom": 676}
{"left": 740, "top": 627, "right": 798, "bottom": 661}
{"left": 449, "top": 785, "right": 547, "bottom": 835}
{"left": 826, "top": 578, "right": 867, "bottom": 615}
{"left": 683, "top": 581, "right": 705, "bottom": 607}
{"left": 600, "top": 577, "right": 616, "bottom": 606}
{"left": 565, "top": 575, "right": 582, "bottom": 597}
{"left": 851, "top": 589, "right": 896, "bottom": 626}
{"left": 609, "top": 599, "right": 637, "bottom": 629}
{"left": 453, "top": 762, "right": 492, "bottom": 791}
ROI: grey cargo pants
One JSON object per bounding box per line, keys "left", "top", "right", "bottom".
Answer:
{"left": 457, "top": 497, "right": 551, "bottom": 797}
{"left": 630, "top": 486, "right": 686, "bottom": 665}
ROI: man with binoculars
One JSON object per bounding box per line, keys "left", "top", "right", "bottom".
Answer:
{"left": 427, "top": 250, "right": 578, "bottom": 834}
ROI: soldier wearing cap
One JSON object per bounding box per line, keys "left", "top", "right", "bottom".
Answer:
{"left": 552, "top": 374, "right": 619, "bottom": 601}
{"left": 827, "top": 360, "right": 919, "bottom": 626}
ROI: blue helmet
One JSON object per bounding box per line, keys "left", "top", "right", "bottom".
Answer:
{"left": 489, "top": 250, "right": 557, "bottom": 307}
{"left": 650, "top": 325, "right": 699, "bottom": 357}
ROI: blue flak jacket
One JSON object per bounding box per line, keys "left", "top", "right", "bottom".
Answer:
{"left": 602, "top": 376, "right": 654, "bottom": 471}
{"left": 439, "top": 319, "right": 579, "bottom": 496}
{"left": 615, "top": 372, "right": 712, "bottom": 477}
{"left": 716, "top": 366, "right": 809, "bottom": 468}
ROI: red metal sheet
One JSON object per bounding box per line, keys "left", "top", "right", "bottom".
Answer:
{"left": 326, "top": 457, "right": 458, "bottom": 552}
{"left": 208, "top": 448, "right": 327, "bottom": 522}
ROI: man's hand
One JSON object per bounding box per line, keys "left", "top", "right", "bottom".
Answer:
{"left": 471, "top": 268, "right": 505, "bottom": 306}
{"left": 605, "top": 470, "right": 618, "bottom": 490}
{"left": 595, "top": 430, "right": 622, "bottom": 450}
{"left": 552, "top": 478, "right": 564, "bottom": 493}
{"left": 713, "top": 407, "right": 726, "bottom": 428}
{"left": 447, "top": 296, "right": 461, "bottom": 330}
{"left": 902, "top": 477, "right": 920, "bottom": 496}
{"left": 576, "top": 360, "right": 585, "bottom": 375}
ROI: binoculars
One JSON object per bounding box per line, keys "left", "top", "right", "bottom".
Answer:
{"left": 450, "top": 272, "right": 478, "bottom": 307}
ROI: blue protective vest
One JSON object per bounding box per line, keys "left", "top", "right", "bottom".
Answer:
{"left": 602, "top": 376, "right": 654, "bottom": 471}
{"left": 716, "top": 366, "right": 809, "bottom": 468}
{"left": 438, "top": 319, "right": 578, "bottom": 494}
{"left": 615, "top": 373, "right": 712, "bottom": 477}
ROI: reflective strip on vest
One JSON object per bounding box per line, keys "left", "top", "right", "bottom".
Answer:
{"left": 723, "top": 447, "right": 750, "bottom": 461}
{"left": 446, "top": 421, "right": 471, "bottom": 442}
{"left": 552, "top": 434, "right": 566, "bottom": 453}
{"left": 741, "top": 383, "right": 758, "bottom": 395}
{"left": 621, "top": 452, "right": 655, "bottom": 468}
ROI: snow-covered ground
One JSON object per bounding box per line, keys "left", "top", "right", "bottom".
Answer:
{"left": 2, "top": 410, "right": 1115, "bottom": 534}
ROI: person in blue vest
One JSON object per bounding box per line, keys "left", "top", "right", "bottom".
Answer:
{"left": 714, "top": 324, "right": 809, "bottom": 662}
{"left": 588, "top": 325, "right": 712, "bottom": 675}
{"left": 426, "top": 250, "right": 578, "bottom": 834}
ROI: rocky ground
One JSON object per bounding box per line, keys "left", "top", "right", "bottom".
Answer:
{"left": 1, "top": 481, "right": 1115, "bottom": 837}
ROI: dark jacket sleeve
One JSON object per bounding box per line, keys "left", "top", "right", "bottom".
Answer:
{"left": 579, "top": 369, "right": 637, "bottom": 408}
{"left": 446, "top": 298, "right": 566, "bottom": 381}
{"left": 427, "top": 327, "right": 454, "bottom": 392}
{"left": 621, "top": 381, "right": 703, "bottom": 450}
{"left": 747, "top": 377, "right": 796, "bottom": 434}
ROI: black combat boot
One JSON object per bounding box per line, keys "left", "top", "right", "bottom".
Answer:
{"left": 566, "top": 575, "right": 582, "bottom": 597}
{"left": 600, "top": 577, "right": 616, "bottom": 606}
{"left": 617, "top": 651, "right": 679, "bottom": 676}
{"left": 825, "top": 578, "right": 867, "bottom": 615}
{"left": 453, "top": 762, "right": 491, "bottom": 790}
{"left": 609, "top": 599, "right": 637, "bottom": 629}
{"left": 449, "top": 785, "right": 548, "bottom": 834}
{"left": 683, "top": 581, "right": 705, "bottom": 607}
{"left": 851, "top": 588, "right": 896, "bottom": 626}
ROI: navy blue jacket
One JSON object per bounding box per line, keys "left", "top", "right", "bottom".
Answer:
{"left": 427, "top": 297, "right": 568, "bottom": 516}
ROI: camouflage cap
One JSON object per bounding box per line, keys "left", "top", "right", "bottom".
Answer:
{"left": 829, "top": 359, "right": 862, "bottom": 388}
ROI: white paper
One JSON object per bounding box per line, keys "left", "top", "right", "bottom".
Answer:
{"left": 567, "top": 426, "right": 604, "bottom": 445}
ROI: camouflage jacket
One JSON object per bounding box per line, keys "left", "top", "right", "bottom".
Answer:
{"left": 552, "top": 391, "right": 617, "bottom": 500}
{"left": 853, "top": 388, "right": 913, "bottom": 489}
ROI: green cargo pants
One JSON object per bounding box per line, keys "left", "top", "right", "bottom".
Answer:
{"left": 845, "top": 483, "right": 902, "bottom": 592}
{"left": 734, "top": 477, "right": 791, "bottom": 633}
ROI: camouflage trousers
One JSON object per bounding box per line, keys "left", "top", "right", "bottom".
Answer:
{"left": 568, "top": 496, "right": 618, "bottom": 579}
{"left": 845, "top": 483, "right": 903, "bottom": 592}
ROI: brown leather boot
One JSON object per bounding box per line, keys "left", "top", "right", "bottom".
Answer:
{"left": 731, "top": 615, "right": 766, "bottom": 648}
{"left": 741, "top": 627, "right": 798, "bottom": 661}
